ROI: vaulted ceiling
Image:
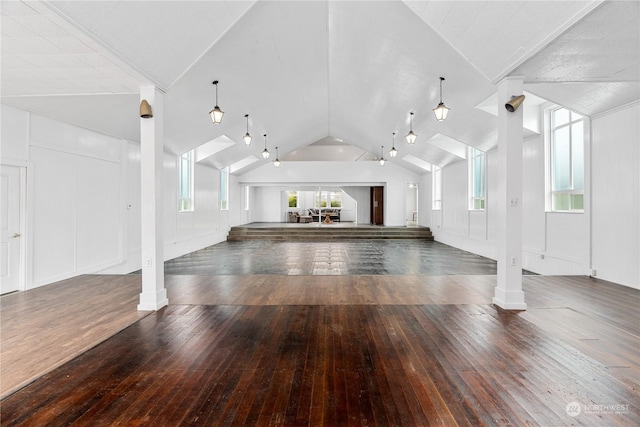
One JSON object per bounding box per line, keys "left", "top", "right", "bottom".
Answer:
{"left": 2, "top": 1, "right": 638, "bottom": 174}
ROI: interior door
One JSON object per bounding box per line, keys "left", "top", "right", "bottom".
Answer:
{"left": 1, "top": 165, "right": 22, "bottom": 294}
{"left": 370, "top": 186, "right": 384, "bottom": 225}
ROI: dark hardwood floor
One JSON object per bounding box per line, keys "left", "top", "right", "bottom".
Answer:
{"left": 1, "top": 238, "right": 638, "bottom": 426}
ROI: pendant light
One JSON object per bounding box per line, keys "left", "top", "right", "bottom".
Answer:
{"left": 274, "top": 147, "right": 280, "bottom": 168}
{"left": 209, "top": 80, "right": 224, "bottom": 124}
{"left": 433, "top": 77, "right": 450, "bottom": 122}
{"left": 243, "top": 114, "right": 252, "bottom": 146}
{"left": 262, "top": 134, "right": 270, "bottom": 159}
{"left": 389, "top": 132, "right": 398, "bottom": 158}
{"left": 406, "top": 112, "right": 416, "bottom": 144}
{"left": 379, "top": 146, "right": 385, "bottom": 166}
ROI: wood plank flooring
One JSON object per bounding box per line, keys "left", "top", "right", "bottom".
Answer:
{"left": 0, "top": 275, "right": 148, "bottom": 398}
{"left": 1, "top": 238, "right": 639, "bottom": 425}
{"left": 2, "top": 303, "right": 638, "bottom": 426}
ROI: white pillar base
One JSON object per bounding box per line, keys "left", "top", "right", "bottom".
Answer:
{"left": 493, "top": 288, "right": 527, "bottom": 310}
{"left": 137, "top": 289, "right": 168, "bottom": 311}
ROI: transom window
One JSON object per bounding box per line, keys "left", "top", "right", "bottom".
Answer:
{"left": 549, "top": 107, "right": 584, "bottom": 211}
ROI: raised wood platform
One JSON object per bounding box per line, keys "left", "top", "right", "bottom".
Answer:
{"left": 227, "top": 223, "right": 434, "bottom": 241}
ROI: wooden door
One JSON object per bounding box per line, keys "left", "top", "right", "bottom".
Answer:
{"left": 370, "top": 186, "right": 384, "bottom": 225}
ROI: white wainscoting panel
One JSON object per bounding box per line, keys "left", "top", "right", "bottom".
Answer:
{"left": 31, "top": 147, "right": 77, "bottom": 285}
{"left": 75, "top": 156, "right": 122, "bottom": 271}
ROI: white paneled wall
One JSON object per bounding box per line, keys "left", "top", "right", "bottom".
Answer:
{"left": 430, "top": 102, "right": 639, "bottom": 288}
{"left": 591, "top": 103, "right": 640, "bottom": 288}
{"left": 1, "top": 105, "right": 233, "bottom": 288}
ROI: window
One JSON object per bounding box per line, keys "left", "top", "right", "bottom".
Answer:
{"left": 288, "top": 191, "right": 299, "bottom": 208}
{"left": 469, "top": 147, "right": 485, "bottom": 210}
{"left": 315, "top": 191, "right": 342, "bottom": 208}
{"left": 432, "top": 165, "right": 442, "bottom": 210}
{"left": 178, "top": 150, "right": 194, "bottom": 212}
{"left": 220, "top": 166, "right": 229, "bottom": 210}
{"left": 549, "top": 107, "right": 584, "bottom": 211}
{"left": 244, "top": 186, "right": 250, "bottom": 211}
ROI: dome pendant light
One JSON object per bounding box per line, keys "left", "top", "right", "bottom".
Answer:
{"left": 433, "top": 77, "right": 450, "bottom": 122}
{"left": 209, "top": 80, "right": 224, "bottom": 124}
{"left": 243, "top": 114, "right": 252, "bottom": 146}
{"left": 274, "top": 147, "right": 280, "bottom": 168}
{"left": 389, "top": 132, "right": 398, "bottom": 158}
{"left": 379, "top": 146, "right": 385, "bottom": 166}
{"left": 262, "top": 134, "right": 270, "bottom": 159}
{"left": 406, "top": 112, "right": 417, "bottom": 144}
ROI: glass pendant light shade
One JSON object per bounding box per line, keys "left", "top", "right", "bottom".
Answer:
{"left": 243, "top": 114, "right": 252, "bottom": 146}
{"left": 262, "top": 134, "right": 270, "bottom": 159}
{"left": 389, "top": 132, "right": 398, "bottom": 158}
{"left": 379, "top": 146, "right": 385, "bottom": 166}
{"left": 209, "top": 81, "right": 224, "bottom": 124}
{"left": 274, "top": 147, "right": 280, "bottom": 168}
{"left": 210, "top": 106, "right": 224, "bottom": 124}
{"left": 433, "top": 103, "right": 449, "bottom": 121}
{"left": 433, "top": 77, "right": 449, "bottom": 122}
{"left": 406, "top": 112, "right": 416, "bottom": 144}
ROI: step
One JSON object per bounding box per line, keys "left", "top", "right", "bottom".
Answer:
{"left": 227, "top": 225, "right": 434, "bottom": 241}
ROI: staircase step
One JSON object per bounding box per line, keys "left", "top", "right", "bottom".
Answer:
{"left": 227, "top": 224, "right": 434, "bottom": 241}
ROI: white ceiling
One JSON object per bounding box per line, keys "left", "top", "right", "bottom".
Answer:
{"left": 2, "top": 0, "right": 638, "bottom": 174}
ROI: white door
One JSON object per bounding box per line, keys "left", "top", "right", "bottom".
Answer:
{"left": 1, "top": 165, "right": 23, "bottom": 294}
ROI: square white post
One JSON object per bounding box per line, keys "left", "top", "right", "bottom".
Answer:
{"left": 493, "top": 77, "right": 527, "bottom": 310}
{"left": 138, "top": 86, "right": 168, "bottom": 311}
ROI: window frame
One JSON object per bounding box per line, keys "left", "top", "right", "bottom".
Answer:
{"left": 547, "top": 106, "right": 585, "bottom": 213}
{"left": 288, "top": 190, "right": 299, "bottom": 208}
{"left": 178, "top": 150, "right": 194, "bottom": 212}
{"left": 468, "top": 147, "right": 486, "bottom": 211}
{"left": 432, "top": 165, "right": 442, "bottom": 210}
{"left": 315, "top": 191, "right": 342, "bottom": 208}
{"left": 220, "top": 166, "right": 229, "bottom": 211}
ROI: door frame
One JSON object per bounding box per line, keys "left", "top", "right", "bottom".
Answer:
{"left": 1, "top": 161, "right": 29, "bottom": 292}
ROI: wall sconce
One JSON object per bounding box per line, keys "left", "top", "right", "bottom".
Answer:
{"left": 262, "top": 134, "right": 270, "bottom": 159}
{"left": 389, "top": 132, "right": 398, "bottom": 158}
{"left": 209, "top": 80, "right": 224, "bottom": 124}
{"left": 433, "top": 77, "right": 450, "bottom": 121}
{"left": 243, "top": 114, "right": 252, "bottom": 146}
{"left": 505, "top": 95, "right": 526, "bottom": 112}
{"left": 139, "top": 99, "right": 153, "bottom": 118}
{"left": 406, "top": 112, "right": 416, "bottom": 144}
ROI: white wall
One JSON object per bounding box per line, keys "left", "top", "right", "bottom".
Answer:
{"left": 238, "top": 161, "right": 421, "bottom": 226}
{"left": 1, "top": 104, "right": 232, "bottom": 289}
{"left": 429, "top": 102, "right": 639, "bottom": 288}
{"left": 591, "top": 103, "right": 639, "bottom": 289}
{"left": 341, "top": 186, "right": 370, "bottom": 224}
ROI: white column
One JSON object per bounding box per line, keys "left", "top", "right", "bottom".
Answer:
{"left": 493, "top": 76, "right": 527, "bottom": 310}
{"left": 138, "top": 86, "right": 168, "bottom": 311}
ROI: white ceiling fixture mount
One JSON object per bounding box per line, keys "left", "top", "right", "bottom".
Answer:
{"left": 274, "top": 147, "right": 281, "bottom": 168}
{"left": 406, "top": 112, "right": 417, "bottom": 144}
{"left": 379, "top": 146, "right": 385, "bottom": 166}
{"left": 243, "top": 114, "right": 252, "bottom": 146}
{"left": 262, "top": 134, "right": 270, "bottom": 159}
{"left": 209, "top": 80, "right": 224, "bottom": 124}
{"left": 389, "top": 132, "right": 398, "bottom": 158}
{"left": 433, "top": 77, "right": 450, "bottom": 122}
